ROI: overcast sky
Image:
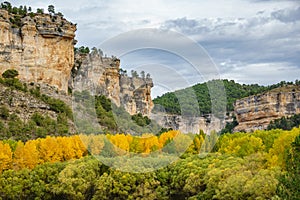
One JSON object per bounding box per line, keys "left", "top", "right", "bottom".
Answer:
{"left": 12, "top": 0, "right": 300, "bottom": 97}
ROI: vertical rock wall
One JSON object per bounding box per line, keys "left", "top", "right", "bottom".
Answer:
{"left": 0, "top": 9, "right": 76, "bottom": 93}
{"left": 234, "top": 86, "right": 300, "bottom": 132}
{"left": 71, "top": 49, "right": 154, "bottom": 116}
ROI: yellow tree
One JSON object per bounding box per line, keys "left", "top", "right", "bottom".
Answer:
{"left": 37, "top": 136, "right": 63, "bottom": 163}
{"left": 218, "top": 135, "right": 264, "bottom": 157}
{"left": 158, "top": 130, "right": 179, "bottom": 149}
{"left": 80, "top": 134, "right": 105, "bottom": 155}
{"left": 12, "top": 141, "right": 25, "bottom": 170}
{"left": 70, "top": 135, "right": 87, "bottom": 159}
{"left": 267, "top": 128, "right": 300, "bottom": 168}
{"left": 0, "top": 141, "right": 13, "bottom": 172}
{"left": 57, "top": 136, "right": 75, "bottom": 161}
{"left": 13, "top": 140, "right": 40, "bottom": 170}
{"left": 141, "top": 133, "right": 160, "bottom": 154}
{"left": 173, "top": 133, "right": 193, "bottom": 154}
{"left": 109, "top": 134, "right": 130, "bottom": 154}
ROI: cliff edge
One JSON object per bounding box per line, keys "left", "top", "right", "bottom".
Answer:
{"left": 0, "top": 8, "right": 76, "bottom": 93}
{"left": 71, "top": 49, "right": 154, "bottom": 116}
{"left": 234, "top": 85, "right": 300, "bottom": 132}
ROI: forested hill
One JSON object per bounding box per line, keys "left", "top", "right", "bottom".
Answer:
{"left": 153, "top": 79, "right": 298, "bottom": 115}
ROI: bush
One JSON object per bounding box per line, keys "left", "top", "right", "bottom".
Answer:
{"left": 0, "top": 77, "right": 26, "bottom": 91}
{"left": 40, "top": 95, "right": 73, "bottom": 119}
{"left": 131, "top": 113, "right": 151, "bottom": 127}
{"left": 0, "top": 106, "right": 10, "bottom": 120}
{"left": 268, "top": 114, "right": 300, "bottom": 130}
{"left": 2, "top": 69, "right": 19, "bottom": 79}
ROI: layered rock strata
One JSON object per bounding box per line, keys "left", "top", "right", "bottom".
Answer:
{"left": 234, "top": 86, "right": 300, "bottom": 132}
{"left": 0, "top": 9, "right": 76, "bottom": 93}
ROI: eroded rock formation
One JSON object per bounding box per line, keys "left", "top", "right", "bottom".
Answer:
{"left": 71, "top": 49, "right": 154, "bottom": 115}
{"left": 0, "top": 9, "right": 76, "bottom": 93}
{"left": 150, "top": 112, "right": 229, "bottom": 134}
{"left": 234, "top": 86, "right": 300, "bottom": 132}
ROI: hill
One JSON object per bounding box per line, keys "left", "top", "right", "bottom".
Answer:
{"left": 153, "top": 79, "right": 297, "bottom": 116}
{"left": 0, "top": 73, "right": 74, "bottom": 141}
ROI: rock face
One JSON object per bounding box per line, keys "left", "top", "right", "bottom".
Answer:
{"left": 0, "top": 9, "right": 76, "bottom": 93}
{"left": 0, "top": 83, "right": 77, "bottom": 134}
{"left": 120, "top": 75, "right": 153, "bottom": 115}
{"left": 234, "top": 86, "right": 300, "bottom": 132}
{"left": 150, "top": 113, "right": 228, "bottom": 134}
{"left": 71, "top": 49, "right": 154, "bottom": 115}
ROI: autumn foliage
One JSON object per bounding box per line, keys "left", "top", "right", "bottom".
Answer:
{"left": 0, "top": 128, "right": 299, "bottom": 199}
{"left": 1, "top": 128, "right": 300, "bottom": 175}
{"left": 0, "top": 130, "right": 198, "bottom": 172}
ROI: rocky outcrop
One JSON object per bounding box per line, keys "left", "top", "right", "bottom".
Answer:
{"left": 150, "top": 112, "right": 229, "bottom": 134}
{"left": 120, "top": 75, "right": 153, "bottom": 115}
{"left": 234, "top": 86, "right": 300, "bottom": 132}
{"left": 71, "top": 49, "right": 154, "bottom": 115}
{"left": 0, "top": 84, "right": 75, "bottom": 133}
{"left": 0, "top": 9, "right": 76, "bottom": 93}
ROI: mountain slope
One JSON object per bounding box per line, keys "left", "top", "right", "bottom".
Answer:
{"left": 153, "top": 79, "right": 294, "bottom": 115}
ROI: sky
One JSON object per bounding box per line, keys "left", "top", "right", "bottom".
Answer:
{"left": 11, "top": 0, "right": 300, "bottom": 97}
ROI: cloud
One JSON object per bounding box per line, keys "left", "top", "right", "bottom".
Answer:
{"left": 160, "top": 6, "right": 300, "bottom": 65}
{"left": 271, "top": 7, "right": 300, "bottom": 22}
{"left": 220, "top": 61, "right": 300, "bottom": 85}
{"left": 9, "top": 0, "right": 300, "bottom": 91}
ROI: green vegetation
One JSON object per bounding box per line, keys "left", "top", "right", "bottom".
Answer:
{"left": 40, "top": 94, "right": 73, "bottom": 119}
{"left": 0, "top": 70, "right": 73, "bottom": 141}
{"left": 47, "top": 5, "right": 55, "bottom": 14}
{"left": 0, "top": 2, "right": 29, "bottom": 16}
{"left": 73, "top": 91, "right": 161, "bottom": 135}
{"left": 74, "top": 46, "right": 90, "bottom": 54}
{"left": 0, "top": 128, "right": 299, "bottom": 199}
{"left": 1, "top": 69, "right": 19, "bottom": 78}
{"left": 131, "top": 113, "right": 151, "bottom": 127}
{"left": 277, "top": 134, "right": 300, "bottom": 199}
{"left": 268, "top": 113, "right": 300, "bottom": 131}
{"left": 0, "top": 2, "right": 61, "bottom": 28}
{"left": 153, "top": 79, "right": 296, "bottom": 115}
{"left": 0, "top": 111, "right": 70, "bottom": 141}
{"left": 0, "top": 70, "right": 27, "bottom": 92}
{"left": 220, "top": 116, "right": 239, "bottom": 134}
{"left": 0, "top": 69, "right": 73, "bottom": 119}
{"left": 0, "top": 105, "right": 9, "bottom": 120}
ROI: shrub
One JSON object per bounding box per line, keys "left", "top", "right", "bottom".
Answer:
{"left": 2, "top": 69, "right": 19, "bottom": 79}
{"left": 0, "top": 106, "right": 10, "bottom": 120}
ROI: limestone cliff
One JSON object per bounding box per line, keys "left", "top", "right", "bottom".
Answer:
{"left": 71, "top": 49, "right": 154, "bottom": 116}
{"left": 150, "top": 113, "right": 229, "bottom": 134}
{"left": 234, "top": 85, "right": 300, "bottom": 132}
{"left": 0, "top": 9, "right": 76, "bottom": 93}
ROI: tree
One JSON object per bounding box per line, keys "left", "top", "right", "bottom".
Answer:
{"left": 0, "top": 1, "right": 11, "bottom": 11}
{"left": 119, "top": 68, "right": 127, "bottom": 76}
{"left": 0, "top": 141, "right": 12, "bottom": 172}
{"left": 277, "top": 134, "right": 300, "bottom": 199}
{"left": 56, "top": 12, "right": 63, "bottom": 17}
{"left": 48, "top": 5, "right": 55, "bottom": 14}
{"left": 53, "top": 158, "right": 99, "bottom": 199}
{"left": 131, "top": 70, "right": 139, "bottom": 78}
{"left": 36, "top": 8, "right": 44, "bottom": 14}
{"left": 140, "top": 71, "right": 145, "bottom": 79}
{"left": 267, "top": 128, "right": 299, "bottom": 168}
